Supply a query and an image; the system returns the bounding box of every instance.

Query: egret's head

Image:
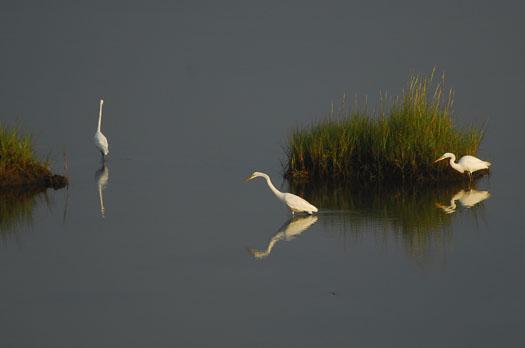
[100,98,104,105]
[245,171,264,182]
[435,152,455,163]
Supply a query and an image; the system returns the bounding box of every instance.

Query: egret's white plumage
[246,171,318,214]
[94,99,109,160]
[435,153,491,179]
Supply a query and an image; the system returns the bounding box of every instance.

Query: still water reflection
[95,163,109,218]
[0,189,47,241]
[248,215,318,259]
[435,188,490,214]
[285,181,490,257]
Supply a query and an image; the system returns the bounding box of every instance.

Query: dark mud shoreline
[0,172,68,190]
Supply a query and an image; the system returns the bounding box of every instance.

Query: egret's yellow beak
[245,174,255,182]
[434,156,445,163]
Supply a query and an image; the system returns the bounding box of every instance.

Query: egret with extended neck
[434,152,491,181]
[245,171,318,215]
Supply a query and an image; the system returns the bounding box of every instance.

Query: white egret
[94,98,109,161]
[436,189,491,214]
[245,171,318,215]
[248,215,318,259]
[435,153,491,180]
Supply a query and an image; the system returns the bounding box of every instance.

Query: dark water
[1,1,524,347]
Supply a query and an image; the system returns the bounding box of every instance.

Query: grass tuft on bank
[0,124,67,188]
[284,70,485,183]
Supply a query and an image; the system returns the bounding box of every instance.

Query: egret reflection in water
[95,163,109,217]
[436,189,491,214]
[248,215,318,259]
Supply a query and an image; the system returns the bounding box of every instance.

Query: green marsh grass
[0,123,67,188]
[285,71,485,183]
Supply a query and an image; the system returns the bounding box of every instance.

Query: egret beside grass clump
[0,124,67,188]
[285,71,486,183]
[434,152,491,181]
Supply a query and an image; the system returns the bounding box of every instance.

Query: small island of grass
[0,124,67,189]
[285,70,485,183]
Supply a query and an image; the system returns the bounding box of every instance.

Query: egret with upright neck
[434,153,491,181]
[245,171,318,215]
[94,98,109,161]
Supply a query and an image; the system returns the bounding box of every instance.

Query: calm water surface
[1,1,524,347]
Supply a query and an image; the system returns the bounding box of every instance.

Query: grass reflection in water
[294,180,489,256]
[0,188,49,241]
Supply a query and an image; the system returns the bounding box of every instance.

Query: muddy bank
[0,168,68,190]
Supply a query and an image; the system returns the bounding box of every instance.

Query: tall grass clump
[285,70,485,183]
[0,123,67,188]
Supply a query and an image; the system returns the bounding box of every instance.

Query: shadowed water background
[1,1,524,347]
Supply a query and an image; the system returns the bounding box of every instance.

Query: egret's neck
[97,102,103,132]
[449,156,464,173]
[261,174,284,200]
